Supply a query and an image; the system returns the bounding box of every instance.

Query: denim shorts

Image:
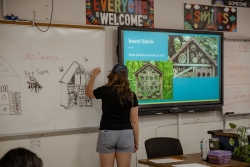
[96,129,134,154]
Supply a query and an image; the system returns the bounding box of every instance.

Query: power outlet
[30,138,41,150]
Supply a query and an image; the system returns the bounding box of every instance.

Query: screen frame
[117,26,224,116]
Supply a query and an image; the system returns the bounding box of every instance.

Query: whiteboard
[0,23,105,135]
[223,41,250,114]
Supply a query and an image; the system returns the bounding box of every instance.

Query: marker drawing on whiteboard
[0,56,22,115]
[59,61,92,109]
[83,57,88,62]
[27,76,43,93]
[59,66,64,72]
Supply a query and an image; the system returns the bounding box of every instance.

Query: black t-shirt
[93,86,138,130]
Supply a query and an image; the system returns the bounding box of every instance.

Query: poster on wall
[184,3,237,32]
[212,0,250,8]
[86,0,154,28]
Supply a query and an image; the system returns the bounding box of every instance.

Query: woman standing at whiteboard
[86,64,139,167]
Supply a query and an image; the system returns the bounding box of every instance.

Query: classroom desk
[138,153,250,167]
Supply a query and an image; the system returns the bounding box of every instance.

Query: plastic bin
[208,150,232,164]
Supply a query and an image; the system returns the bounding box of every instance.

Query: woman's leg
[99,153,116,167]
[115,152,132,167]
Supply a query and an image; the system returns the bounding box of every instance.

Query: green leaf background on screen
[126,61,173,100]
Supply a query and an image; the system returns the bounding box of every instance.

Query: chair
[144,137,183,159]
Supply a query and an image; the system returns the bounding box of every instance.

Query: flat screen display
[118,26,224,115]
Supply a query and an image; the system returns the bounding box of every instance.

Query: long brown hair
[106,71,134,106]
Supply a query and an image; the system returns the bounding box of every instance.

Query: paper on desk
[172,163,209,167]
[149,158,184,163]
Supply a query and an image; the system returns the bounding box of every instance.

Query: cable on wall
[34,0,54,32]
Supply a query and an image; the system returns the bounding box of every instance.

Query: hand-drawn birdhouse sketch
[134,62,163,100]
[0,56,22,115]
[59,61,91,109]
[169,37,218,78]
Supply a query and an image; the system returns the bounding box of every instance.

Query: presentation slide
[122,30,221,106]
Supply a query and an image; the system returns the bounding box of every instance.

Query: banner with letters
[212,0,250,8]
[184,3,237,32]
[86,0,154,28]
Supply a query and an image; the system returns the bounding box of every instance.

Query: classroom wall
[0,0,250,167]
